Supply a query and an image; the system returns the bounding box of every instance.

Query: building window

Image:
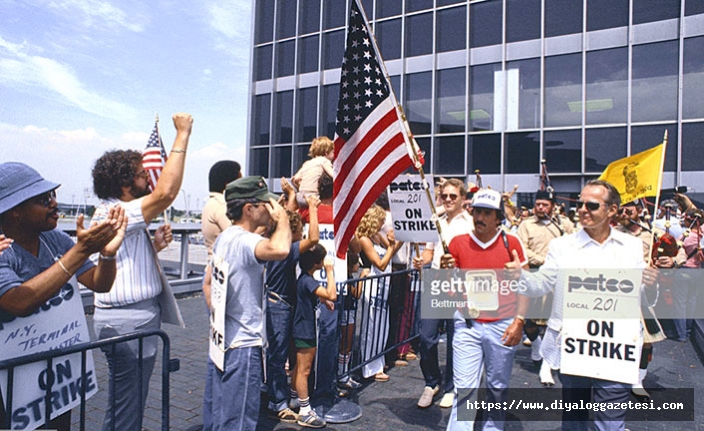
[586,47,628,125]
[294,144,311,171]
[686,0,704,16]
[254,45,273,81]
[544,129,582,173]
[296,87,318,143]
[405,71,433,135]
[545,53,582,128]
[434,136,465,175]
[376,18,402,60]
[505,132,540,174]
[377,0,402,19]
[681,122,704,171]
[275,40,295,78]
[437,6,466,53]
[470,63,500,132]
[506,58,541,130]
[274,91,293,144]
[276,0,297,39]
[323,0,346,29]
[253,94,271,146]
[299,0,321,35]
[545,0,583,37]
[437,0,464,6]
[255,0,275,44]
[407,0,433,13]
[250,148,270,177]
[298,35,319,74]
[506,0,541,43]
[436,67,466,133]
[633,0,679,24]
[468,134,501,174]
[632,41,678,123]
[273,146,293,178]
[470,0,502,48]
[323,30,345,70]
[683,37,704,120]
[587,0,628,32]
[585,127,627,173]
[631,125,677,172]
[323,84,340,139]
[405,12,433,57]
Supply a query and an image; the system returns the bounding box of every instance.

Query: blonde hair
[355,204,386,238]
[309,136,334,157]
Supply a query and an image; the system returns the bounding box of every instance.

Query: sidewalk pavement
[76,294,704,430]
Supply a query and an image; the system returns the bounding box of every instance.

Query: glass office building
[247,0,704,203]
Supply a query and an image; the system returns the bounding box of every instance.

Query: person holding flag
[90,113,193,431]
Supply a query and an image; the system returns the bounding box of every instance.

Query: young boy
[292,245,336,428]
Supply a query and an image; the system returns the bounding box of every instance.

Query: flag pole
[154,113,170,225]
[646,130,668,266]
[354,0,450,253]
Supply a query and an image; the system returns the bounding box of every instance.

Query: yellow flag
[597,144,664,204]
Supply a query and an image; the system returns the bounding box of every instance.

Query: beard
[130,182,151,198]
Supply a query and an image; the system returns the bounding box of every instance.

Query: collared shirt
[91,197,164,308]
[426,211,474,269]
[520,228,645,368]
[201,192,231,258]
[517,214,574,267]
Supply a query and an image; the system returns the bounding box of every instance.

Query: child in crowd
[292,136,335,207]
[291,245,336,428]
[337,251,368,390]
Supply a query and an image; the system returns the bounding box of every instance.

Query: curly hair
[92,150,142,200]
[355,204,386,239]
[309,136,334,157]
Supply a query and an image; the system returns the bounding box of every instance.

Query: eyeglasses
[37,190,57,207]
[575,200,602,211]
[440,193,459,201]
[135,170,149,179]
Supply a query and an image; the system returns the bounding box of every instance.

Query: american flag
[143,120,167,192]
[333,0,420,258]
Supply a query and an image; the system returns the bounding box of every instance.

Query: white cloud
[0,123,247,209]
[46,0,147,32]
[0,39,138,123]
[204,0,252,61]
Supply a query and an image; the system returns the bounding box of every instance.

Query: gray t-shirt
[0,230,93,320]
[212,225,266,348]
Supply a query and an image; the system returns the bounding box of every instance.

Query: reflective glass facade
[248,0,704,199]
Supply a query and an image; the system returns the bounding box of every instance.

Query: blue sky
[0,0,252,211]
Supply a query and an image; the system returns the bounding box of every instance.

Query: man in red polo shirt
[441,188,530,431]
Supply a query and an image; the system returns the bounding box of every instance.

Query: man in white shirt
[505,180,659,430]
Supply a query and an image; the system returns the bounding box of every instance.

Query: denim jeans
[314,304,339,397]
[447,318,515,431]
[419,318,454,392]
[207,346,262,431]
[559,373,630,431]
[266,297,293,412]
[93,298,160,431]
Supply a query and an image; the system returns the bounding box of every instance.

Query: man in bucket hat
[203,176,291,431]
[440,188,530,431]
[0,162,126,430]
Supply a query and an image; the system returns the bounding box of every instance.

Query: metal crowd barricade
[0,329,179,431]
[337,268,421,381]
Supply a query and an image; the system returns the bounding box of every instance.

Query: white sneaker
[417,385,439,408]
[631,369,650,398]
[531,336,543,362]
[539,361,555,388]
[439,392,454,408]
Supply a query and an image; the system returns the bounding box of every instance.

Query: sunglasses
[37,190,57,208]
[575,200,602,211]
[440,193,459,201]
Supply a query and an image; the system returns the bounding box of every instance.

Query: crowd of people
[0,128,702,431]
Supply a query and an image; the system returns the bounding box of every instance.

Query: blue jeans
[207,346,262,431]
[672,269,700,340]
[93,298,160,431]
[266,297,293,412]
[419,318,454,392]
[314,304,339,397]
[448,318,516,431]
[559,373,630,431]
